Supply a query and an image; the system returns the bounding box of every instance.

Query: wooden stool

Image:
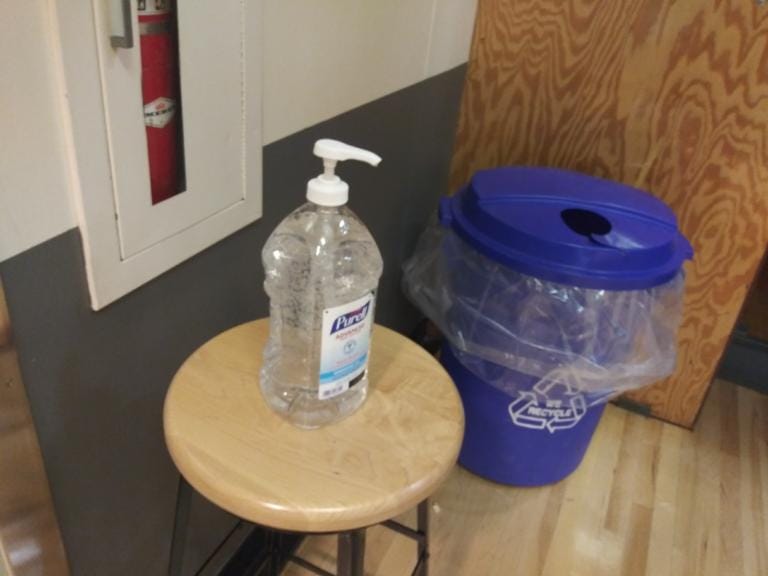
[164,319,464,576]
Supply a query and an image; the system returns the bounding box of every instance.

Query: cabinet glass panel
[137,0,186,204]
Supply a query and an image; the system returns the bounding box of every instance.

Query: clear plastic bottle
[260,140,384,428]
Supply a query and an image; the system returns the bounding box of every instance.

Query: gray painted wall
[0,66,465,576]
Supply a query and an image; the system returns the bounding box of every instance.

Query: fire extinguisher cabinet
[54,1,264,309]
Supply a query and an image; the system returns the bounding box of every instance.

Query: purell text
[330,302,371,334]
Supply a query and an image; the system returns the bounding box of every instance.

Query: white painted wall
[0,0,477,263]
[0,0,77,262]
[427,0,479,77]
[263,0,478,143]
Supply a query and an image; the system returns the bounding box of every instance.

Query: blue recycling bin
[431,167,693,486]
[441,345,608,486]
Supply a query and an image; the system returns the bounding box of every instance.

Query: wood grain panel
[0,281,69,575]
[285,379,768,576]
[450,0,768,426]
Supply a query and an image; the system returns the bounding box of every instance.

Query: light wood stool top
[164,319,464,533]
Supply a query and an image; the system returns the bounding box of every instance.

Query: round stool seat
[164,319,464,534]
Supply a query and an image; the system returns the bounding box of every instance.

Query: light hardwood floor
[283,379,768,576]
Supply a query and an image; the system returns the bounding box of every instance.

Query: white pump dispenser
[307,139,382,206]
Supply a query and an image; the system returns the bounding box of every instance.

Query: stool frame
[263,499,431,576]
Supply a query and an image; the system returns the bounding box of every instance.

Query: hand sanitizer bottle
[260,139,384,428]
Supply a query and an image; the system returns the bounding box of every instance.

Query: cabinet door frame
[53,0,263,310]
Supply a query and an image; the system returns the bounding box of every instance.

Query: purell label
[319,293,375,400]
[330,302,371,334]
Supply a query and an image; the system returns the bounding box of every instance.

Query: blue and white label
[319,293,375,400]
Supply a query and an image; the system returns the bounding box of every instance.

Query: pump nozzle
[314,139,382,167]
[307,139,382,206]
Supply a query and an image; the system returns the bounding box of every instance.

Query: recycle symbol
[507,374,587,433]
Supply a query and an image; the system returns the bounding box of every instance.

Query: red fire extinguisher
[138,0,182,204]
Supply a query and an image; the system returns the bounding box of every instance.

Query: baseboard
[717,330,768,394]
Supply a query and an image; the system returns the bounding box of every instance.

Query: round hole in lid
[561,208,612,238]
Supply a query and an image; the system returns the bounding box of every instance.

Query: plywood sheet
[450,0,768,426]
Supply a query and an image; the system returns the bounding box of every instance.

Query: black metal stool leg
[266,530,281,576]
[337,529,366,576]
[417,500,430,576]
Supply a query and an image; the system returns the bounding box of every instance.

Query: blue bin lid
[439,167,694,290]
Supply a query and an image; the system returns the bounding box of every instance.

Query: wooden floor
[282,379,768,576]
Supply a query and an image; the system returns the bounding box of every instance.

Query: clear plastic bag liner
[402,222,686,406]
